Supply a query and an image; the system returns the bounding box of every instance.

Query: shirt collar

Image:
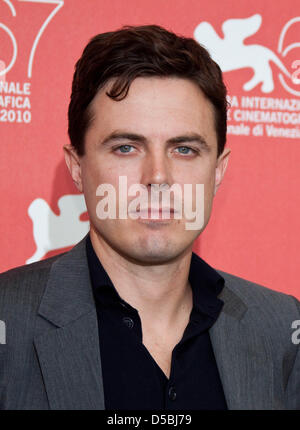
[86,233,224,318]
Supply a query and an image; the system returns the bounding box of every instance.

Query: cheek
[82,156,117,188]
[182,166,215,192]
[193,168,216,209]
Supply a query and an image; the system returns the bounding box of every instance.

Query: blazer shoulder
[217,269,300,317]
[0,252,66,299]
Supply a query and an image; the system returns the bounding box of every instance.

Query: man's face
[65,77,230,264]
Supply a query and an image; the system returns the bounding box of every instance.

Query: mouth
[129,207,176,221]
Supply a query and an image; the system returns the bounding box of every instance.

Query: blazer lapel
[209,285,278,410]
[34,235,105,410]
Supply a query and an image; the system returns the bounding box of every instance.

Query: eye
[174,146,197,155]
[114,144,135,154]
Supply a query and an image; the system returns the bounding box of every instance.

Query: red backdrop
[1,0,299,299]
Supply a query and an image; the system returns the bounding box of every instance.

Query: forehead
[86,77,217,147]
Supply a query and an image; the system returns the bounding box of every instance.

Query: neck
[89,227,194,328]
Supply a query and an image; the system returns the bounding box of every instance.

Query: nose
[140,148,172,190]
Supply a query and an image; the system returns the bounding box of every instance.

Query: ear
[214,147,231,195]
[63,144,83,192]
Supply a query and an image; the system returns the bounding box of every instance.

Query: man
[0,25,299,410]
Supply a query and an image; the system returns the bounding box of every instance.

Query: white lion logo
[26,194,89,264]
[194,14,297,94]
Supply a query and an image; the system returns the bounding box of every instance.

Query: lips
[130,207,175,219]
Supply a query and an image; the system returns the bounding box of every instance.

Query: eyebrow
[99,131,211,151]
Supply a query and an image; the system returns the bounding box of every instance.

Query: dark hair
[68,25,228,157]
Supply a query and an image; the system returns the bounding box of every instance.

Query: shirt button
[122,317,134,329]
[168,386,177,401]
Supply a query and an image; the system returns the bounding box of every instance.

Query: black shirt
[86,234,228,410]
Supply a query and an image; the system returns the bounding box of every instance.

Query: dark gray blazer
[0,234,299,410]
